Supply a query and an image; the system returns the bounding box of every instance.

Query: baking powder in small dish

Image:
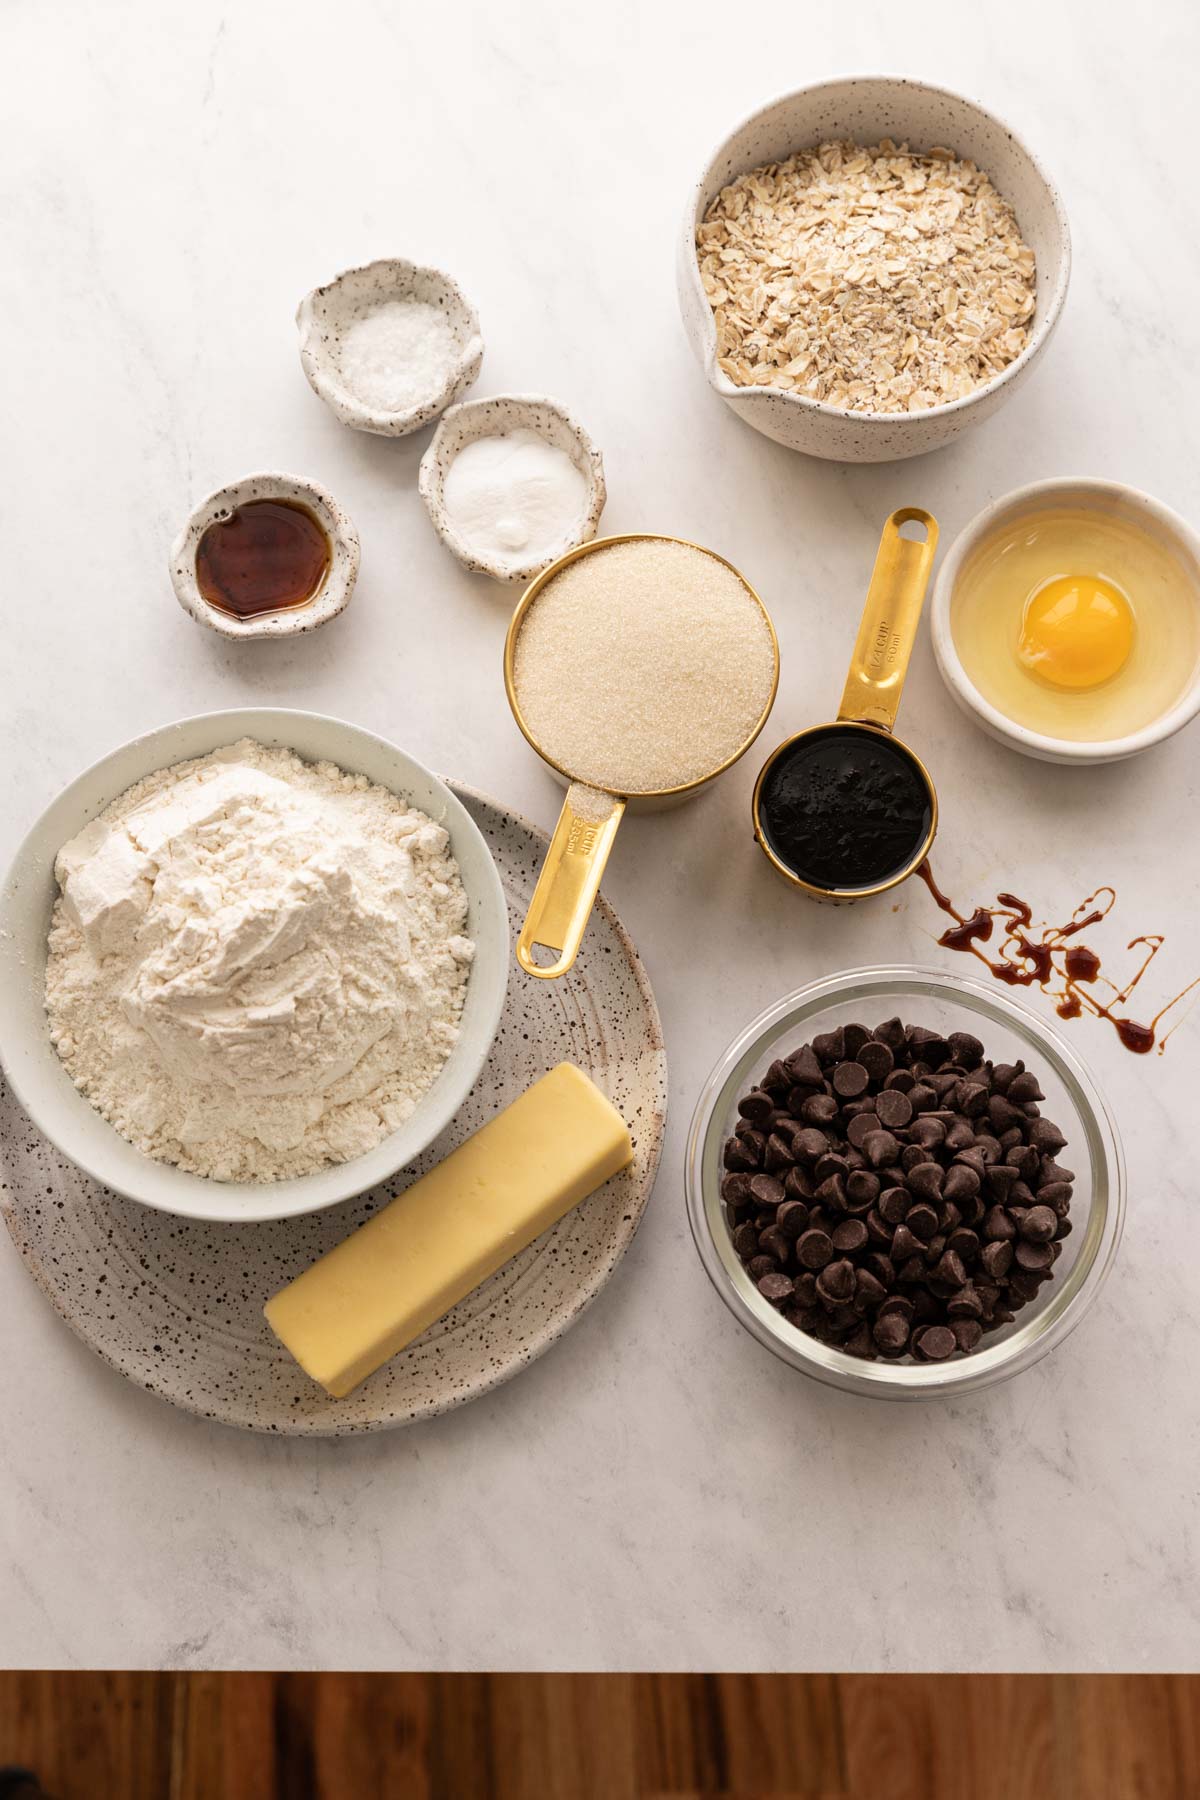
[441,428,589,573]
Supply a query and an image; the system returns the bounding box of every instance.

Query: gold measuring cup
[752,508,939,902]
[504,533,780,979]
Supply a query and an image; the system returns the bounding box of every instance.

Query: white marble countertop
[3,0,1199,1673]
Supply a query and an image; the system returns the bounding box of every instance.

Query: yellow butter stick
[264,1062,633,1397]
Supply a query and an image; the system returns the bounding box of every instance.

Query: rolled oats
[697,140,1036,414]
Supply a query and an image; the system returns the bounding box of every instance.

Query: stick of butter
[264,1062,633,1397]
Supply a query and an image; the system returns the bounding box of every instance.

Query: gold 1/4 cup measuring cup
[504,533,780,979]
[752,508,940,902]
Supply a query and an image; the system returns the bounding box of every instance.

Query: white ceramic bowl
[932,478,1200,764]
[678,76,1071,463]
[297,258,483,437]
[0,709,509,1224]
[169,472,360,641]
[418,393,606,585]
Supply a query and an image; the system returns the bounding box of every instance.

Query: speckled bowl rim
[0,780,668,1436]
[931,477,1200,763]
[296,257,484,437]
[418,394,607,585]
[682,73,1072,428]
[0,708,509,1224]
[168,473,360,641]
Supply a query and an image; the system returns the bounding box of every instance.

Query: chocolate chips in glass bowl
[721,1019,1075,1362]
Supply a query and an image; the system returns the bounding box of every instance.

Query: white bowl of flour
[0,710,508,1223]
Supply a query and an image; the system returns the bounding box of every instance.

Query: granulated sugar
[511,539,776,793]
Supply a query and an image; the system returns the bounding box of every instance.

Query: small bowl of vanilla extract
[170,471,360,641]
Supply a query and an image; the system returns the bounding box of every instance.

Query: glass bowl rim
[685,962,1126,1399]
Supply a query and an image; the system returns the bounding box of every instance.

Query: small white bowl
[418,393,606,585]
[0,709,509,1223]
[932,478,1200,764]
[296,258,483,437]
[678,75,1071,463]
[169,472,360,642]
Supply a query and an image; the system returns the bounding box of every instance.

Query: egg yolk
[1016,574,1135,690]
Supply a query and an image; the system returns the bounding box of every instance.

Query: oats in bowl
[696,139,1036,414]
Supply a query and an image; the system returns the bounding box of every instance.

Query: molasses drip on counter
[918,863,1197,1055]
[195,500,331,619]
[757,726,932,894]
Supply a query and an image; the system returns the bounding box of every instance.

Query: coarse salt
[512,539,776,793]
[336,299,459,415]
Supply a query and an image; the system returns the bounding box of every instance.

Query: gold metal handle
[837,508,938,733]
[516,784,626,979]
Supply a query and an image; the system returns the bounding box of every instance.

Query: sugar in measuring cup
[504,533,780,977]
[752,509,939,901]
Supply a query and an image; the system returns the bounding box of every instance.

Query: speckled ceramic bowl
[418,394,606,585]
[678,76,1071,462]
[0,709,509,1225]
[169,472,360,641]
[296,258,483,436]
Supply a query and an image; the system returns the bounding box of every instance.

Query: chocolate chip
[890,1222,922,1263]
[737,1089,775,1124]
[816,1258,856,1304]
[980,1238,1013,1278]
[797,1228,834,1270]
[948,1031,984,1069]
[856,1040,895,1084]
[847,1111,881,1149]
[785,1044,825,1088]
[732,1222,759,1257]
[800,1093,839,1126]
[1008,1070,1045,1103]
[777,1199,810,1239]
[792,1128,829,1163]
[832,1060,869,1098]
[874,1088,913,1130]
[1015,1239,1054,1272]
[952,1318,983,1352]
[747,1254,778,1279]
[873,1017,907,1050]
[934,1249,967,1288]
[909,1083,938,1113]
[906,1203,939,1242]
[915,1325,957,1361]
[862,1129,901,1169]
[1028,1118,1068,1156]
[846,1169,880,1207]
[832,1219,869,1255]
[873,1311,910,1354]
[906,1161,944,1201]
[812,1028,845,1065]
[1019,1204,1058,1243]
[784,1165,814,1202]
[758,1271,794,1303]
[879,1186,911,1226]
[747,1173,785,1208]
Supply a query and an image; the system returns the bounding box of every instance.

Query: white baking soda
[442,429,589,570]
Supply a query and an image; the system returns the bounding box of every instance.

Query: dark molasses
[918,862,1198,1055]
[757,725,932,893]
[195,499,331,619]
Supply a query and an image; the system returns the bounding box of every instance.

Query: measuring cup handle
[516,784,626,979]
[837,508,938,733]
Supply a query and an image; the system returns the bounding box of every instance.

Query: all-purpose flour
[45,739,475,1182]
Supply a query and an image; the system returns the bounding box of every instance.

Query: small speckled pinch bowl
[418,394,606,585]
[0,708,509,1225]
[297,258,484,436]
[678,75,1071,463]
[169,472,360,641]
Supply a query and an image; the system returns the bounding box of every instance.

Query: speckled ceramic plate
[0,785,667,1435]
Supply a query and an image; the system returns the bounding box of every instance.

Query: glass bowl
[685,965,1125,1398]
